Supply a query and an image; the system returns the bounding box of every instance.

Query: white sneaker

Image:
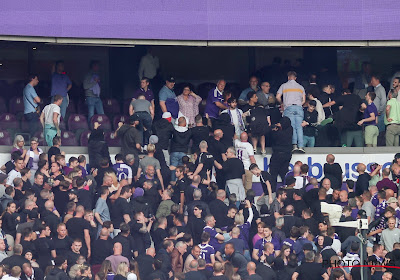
[291,145,298,153]
[297,147,306,153]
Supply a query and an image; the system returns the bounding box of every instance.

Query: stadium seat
[0,113,19,130]
[0,97,7,114]
[77,99,88,115]
[104,131,121,147]
[90,114,111,131]
[0,130,12,146]
[103,98,120,115]
[113,115,129,130]
[61,131,78,146]
[21,115,42,133]
[123,98,132,116]
[9,96,25,115]
[33,131,46,146]
[79,130,91,147]
[68,114,89,131]
[59,117,67,131]
[67,99,77,114]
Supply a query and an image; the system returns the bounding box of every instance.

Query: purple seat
[68,114,89,131]
[59,117,67,131]
[61,131,78,146]
[113,115,129,130]
[0,97,7,114]
[9,97,24,115]
[0,113,19,130]
[103,98,120,115]
[79,130,91,147]
[90,114,111,131]
[0,130,12,145]
[67,99,77,113]
[104,131,121,147]
[123,98,132,116]
[21,116,42,133]
[77,99,88,115]
[33,131,46,146]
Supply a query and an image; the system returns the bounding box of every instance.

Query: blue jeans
[283,105,304,147]
[52,95,68,119]
[86,97,104,122]
[170,152,186,181]
[136,111,153,145]
[24,112,40,138]
[303,135,315,147]
[378,113,385,132]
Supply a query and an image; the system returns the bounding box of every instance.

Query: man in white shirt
[40,95,63,147]
[138,47,160,80]
[307,91,325,124]
[6,157,24,187]
[221,97,245,137]
[234,132,256,191]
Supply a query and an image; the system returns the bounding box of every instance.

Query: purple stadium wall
[1,0,400,41]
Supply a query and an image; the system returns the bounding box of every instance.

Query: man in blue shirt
[159,76,178,119]
[238,76,260,105]
[51,61,72,119]
[83,61,104,122]
[23,74,41,137]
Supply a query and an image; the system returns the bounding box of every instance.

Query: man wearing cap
[159,76,179,119]
[204,80,228,125]
[115,114,142,158]
[276,71,306,153]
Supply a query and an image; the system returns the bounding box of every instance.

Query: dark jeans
[269,151,292,189]
[136,111,153,145]
[24,112,40,138]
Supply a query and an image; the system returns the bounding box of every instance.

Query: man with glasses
[256,81,273,107]
[23,74,41,138]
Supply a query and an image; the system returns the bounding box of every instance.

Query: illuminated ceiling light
[32,47,37,50]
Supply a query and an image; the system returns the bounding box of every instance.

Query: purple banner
[1,0,400,41]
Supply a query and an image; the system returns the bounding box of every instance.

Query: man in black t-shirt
[207,130,227,188]
[190,115,210,154]
[48,136,62,163]
[65,205,91,258]
[111,186,132,229]
[223,147,245,202]
[173,166,189,214]
[292,251,328,280]
[193,141,222,187]
[249,163,274,206]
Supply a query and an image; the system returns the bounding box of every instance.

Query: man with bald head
[323,154,343,189]
[42,200,60,236]
[65,205,91,258]
[105,242,129,273]
[321,178,333,195]
[91,227,113,265]
[356,163,380,196]
[247,261,262,280]
[204,79,228,123]
[209,190,229,228]
[235,132,256,191]
[207,128,227,188]
[337,190,349,207]
[136,247,156,279]
[170,116,192,181]
[184,260,206,280]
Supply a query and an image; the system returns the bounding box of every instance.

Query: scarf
[227,108,245,132]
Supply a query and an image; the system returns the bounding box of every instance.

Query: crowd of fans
[8,53,400,280]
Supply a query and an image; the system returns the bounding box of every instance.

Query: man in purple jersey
[113,154,133,184]
[252,225,281,261]
[204,80,228,126]
[203,215,225,252]
[198,232,215,270]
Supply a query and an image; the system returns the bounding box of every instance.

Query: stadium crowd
[2,56,399,280]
